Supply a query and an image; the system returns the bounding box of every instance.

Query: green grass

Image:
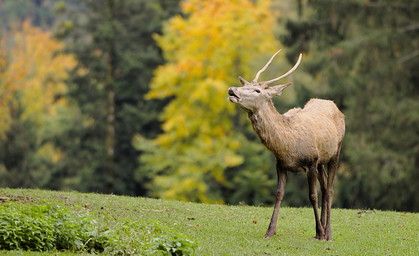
[1,188,418,255]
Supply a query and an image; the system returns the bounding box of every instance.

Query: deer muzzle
[228,87,241,103]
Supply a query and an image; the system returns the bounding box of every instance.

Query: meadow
[0,188,417,255]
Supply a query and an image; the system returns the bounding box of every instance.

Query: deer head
[228,50,302,113]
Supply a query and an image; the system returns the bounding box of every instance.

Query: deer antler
[238,76,249,85]
[252,50,282,83]
[263,53,302,86]
[252,50,302,85]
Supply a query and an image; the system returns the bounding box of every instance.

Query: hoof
[325,233,332,241]
[264,232,275,239]
[315,235,326,241]
[314,236,332,242]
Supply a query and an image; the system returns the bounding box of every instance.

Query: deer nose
[228,87,234,95]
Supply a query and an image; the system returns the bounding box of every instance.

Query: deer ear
[268,83,292,97]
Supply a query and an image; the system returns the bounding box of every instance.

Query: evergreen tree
[0,0,60,30]
[283,0,419,211]
[55,0,180,194]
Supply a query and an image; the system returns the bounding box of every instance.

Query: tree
[55,0,181,194]
[0,0,61,30]
[283,0,419,211]
[0,39,12,137]
[0,21,77,188]
[135,0,280,203]
[7,21,76,125]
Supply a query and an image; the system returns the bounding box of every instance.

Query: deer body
[228,50,345,241]
[249,98,344,172]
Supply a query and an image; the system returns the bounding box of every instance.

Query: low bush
[0,202,111,252]
[105,218,196,255]
[149,235,196,256]
[0,201,196,255]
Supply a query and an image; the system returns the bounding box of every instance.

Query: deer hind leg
[264,160,287,239]
[307,164,324,240]
[317,164,328,235]
[325,145,342,241]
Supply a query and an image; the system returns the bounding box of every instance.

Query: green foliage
[0,20,76,136]
[0,200,196,255]
[0,0,181,196]
[283,0,419,211]
[0,0,61,30]
[54,0,181,195]
[1,0,418,212]
[0,202,109,252]
[224,138,276,206]
[149,235,196,256]
[0,20,80,190]
[135,0,279,203]
[1,189,418,256]
[100,218,196,256]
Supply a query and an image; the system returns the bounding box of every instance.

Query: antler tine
[252,49,282,83]
[264,53,302,85]
[238,76,250,85]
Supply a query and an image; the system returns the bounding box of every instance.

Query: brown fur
[249,98,345,172]
[228,51,345,241]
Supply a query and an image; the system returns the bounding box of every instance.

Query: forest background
[0,0,417,212]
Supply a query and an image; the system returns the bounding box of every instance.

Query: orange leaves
[0,21,76,133]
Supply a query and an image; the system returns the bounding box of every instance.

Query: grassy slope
[0,188,417,255]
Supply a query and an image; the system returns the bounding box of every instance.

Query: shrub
[105,218,197,255]
[0,202,197,255]
[149,235,196,256]
[0,202,111,253]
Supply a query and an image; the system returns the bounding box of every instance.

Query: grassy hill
[0,188,417,255]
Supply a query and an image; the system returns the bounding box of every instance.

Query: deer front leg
[264,160,287,239]
[308,165,325,240]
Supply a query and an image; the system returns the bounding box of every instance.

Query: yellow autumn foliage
[0,21,76,135]
[0,44,12,135]
[138,0,279,203]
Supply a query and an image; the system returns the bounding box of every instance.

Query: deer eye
[255,89,261,93]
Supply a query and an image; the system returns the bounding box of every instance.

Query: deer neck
[248,100,289,154]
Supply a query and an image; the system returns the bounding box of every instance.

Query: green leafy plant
[0,202,110,252]
[143,221,196,256]
[0,201,197,255]
[149,235,196,256]
[1,189,418,255]
[108,218,197,256]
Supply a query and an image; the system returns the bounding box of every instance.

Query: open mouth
[228,88,240,102]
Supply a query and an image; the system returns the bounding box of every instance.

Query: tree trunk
[105,0,116,192]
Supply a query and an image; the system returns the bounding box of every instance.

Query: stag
[228,50,345,241]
